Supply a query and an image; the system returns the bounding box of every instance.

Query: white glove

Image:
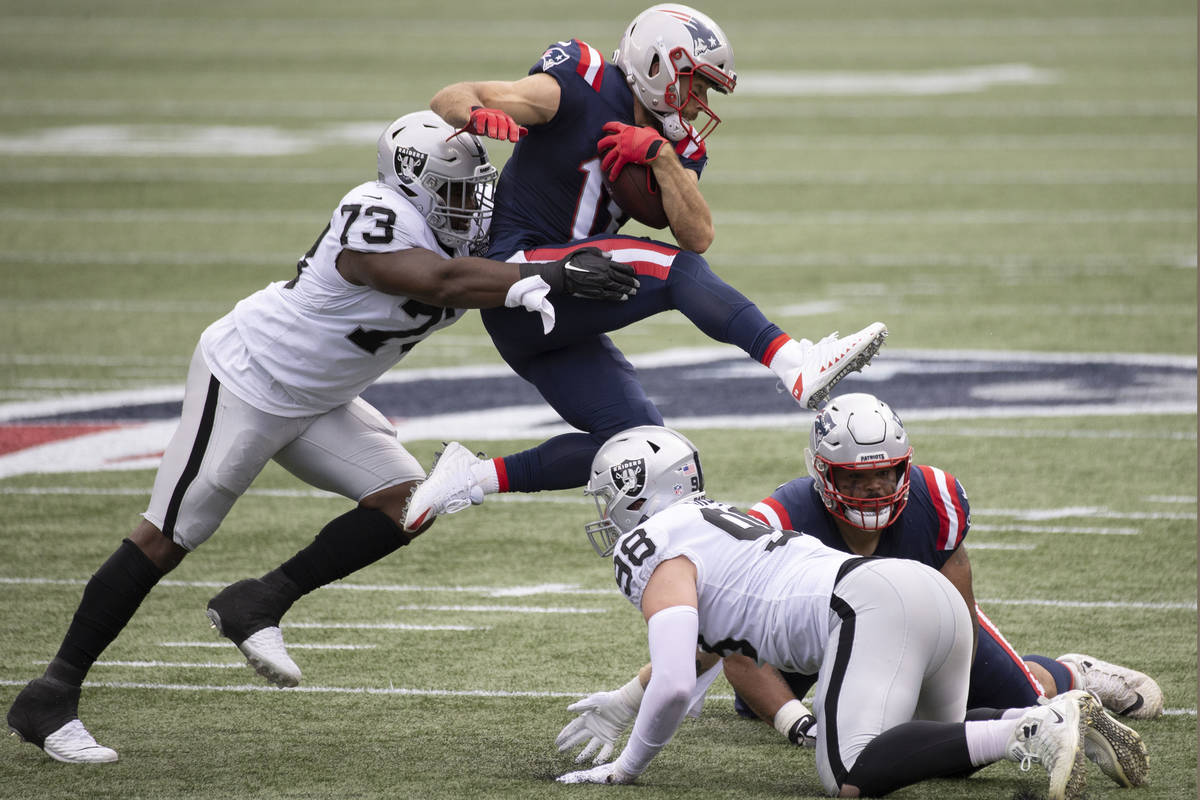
[503,274,556,333]
[555,677,643,764]
[556,762,636,785]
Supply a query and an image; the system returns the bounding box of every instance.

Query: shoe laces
[50,719,104,750]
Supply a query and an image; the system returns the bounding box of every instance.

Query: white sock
[964,719,1019,767]
[1000,707,1027,720]
[469,458,500,495]
[766,337,809,382]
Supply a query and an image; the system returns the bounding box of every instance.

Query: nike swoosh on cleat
[1118,694,1144,715]
[1049,708,1065,724]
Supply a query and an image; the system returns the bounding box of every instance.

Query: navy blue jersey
[487,38,708,259]
[747,465,970,567]
[747,466,1047,709]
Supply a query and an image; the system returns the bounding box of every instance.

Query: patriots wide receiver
[5,111,636,764]
[554,426,1146,798]
[405,4,888,532]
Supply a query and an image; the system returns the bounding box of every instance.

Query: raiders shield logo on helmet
[394,146,428,178]
[611,458,646,496]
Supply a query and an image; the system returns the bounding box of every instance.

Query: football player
[735,392,1164,728]
[405,4,888,531]
[4,111,637,764]
[555,426,1147,798]
[557,396,1160,790]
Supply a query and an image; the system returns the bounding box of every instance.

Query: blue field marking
[7,348,1196,425]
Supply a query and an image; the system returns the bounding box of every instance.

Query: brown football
[604,164,669,229]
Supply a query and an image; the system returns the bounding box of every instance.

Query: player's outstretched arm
[337,246,637,308]
[431,74,560,140]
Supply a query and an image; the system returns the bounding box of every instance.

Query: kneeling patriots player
[733,393,1163,733]
[5,111,636,764]
[556,426,1147,799]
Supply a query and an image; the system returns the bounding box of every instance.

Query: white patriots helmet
[613,4,736,142]
[376,111,498,255]
[584,425,705,556]
[806,393,913,531]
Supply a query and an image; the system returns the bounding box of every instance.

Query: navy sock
[51,538,164,683]
[1024,654,1075,694]
[500,432,606,492]
[276,507,411,596]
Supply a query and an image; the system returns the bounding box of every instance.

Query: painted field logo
[0,348,1193,477]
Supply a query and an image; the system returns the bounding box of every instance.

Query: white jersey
[200,181,466,417]
[611,498,853,675]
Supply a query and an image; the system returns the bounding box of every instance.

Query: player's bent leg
[209,497,419,688]
[211,401,422,685]
[966,617,1046,710]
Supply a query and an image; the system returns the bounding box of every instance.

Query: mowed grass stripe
[1,577,1190,610]
[0,208,1192,225]
[2,166,1194,185]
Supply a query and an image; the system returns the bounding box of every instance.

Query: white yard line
[161,642,377,650]
[1,576,1190,611]
[0,678,1193,715]
[393,604,609,615]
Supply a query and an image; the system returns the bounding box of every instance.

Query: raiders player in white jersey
[6,111,637,765]
[555,426,1147,800]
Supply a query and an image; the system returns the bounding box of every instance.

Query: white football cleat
[403,442,487,532]
[40,719,119,764]
[1076,691,1150,788]
[237,627,302,688]
[1007,690,1088,800]
[784,322,887,409]
[1057,653,1163,719]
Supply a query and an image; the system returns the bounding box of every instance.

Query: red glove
[598,121,667,182]
[452,106,528,142]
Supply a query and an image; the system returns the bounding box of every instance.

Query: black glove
[786,713,817,748]
[519,246,639,302]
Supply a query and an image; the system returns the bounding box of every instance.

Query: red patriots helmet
[614,4,736,142]
[806,393,913,531]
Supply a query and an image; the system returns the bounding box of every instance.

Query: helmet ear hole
[648,55,660,78]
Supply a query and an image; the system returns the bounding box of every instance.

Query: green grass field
[0,1,1195,798]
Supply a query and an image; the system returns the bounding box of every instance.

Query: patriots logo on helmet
[394,146,428,178]
[612,458,647,495]
[681,16,723,56]
[813,410,836,439]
